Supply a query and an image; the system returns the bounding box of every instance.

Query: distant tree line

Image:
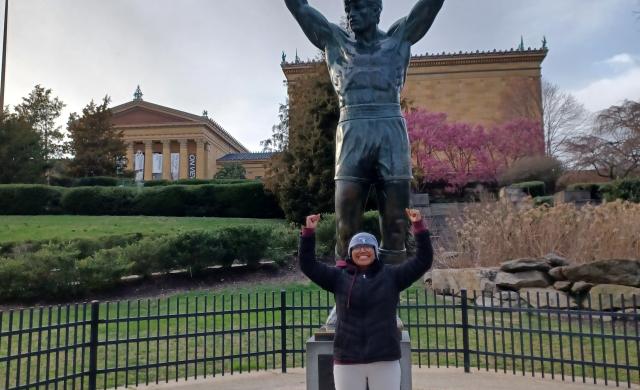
[0,85,125,184]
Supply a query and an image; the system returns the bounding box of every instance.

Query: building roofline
[217,152,277,162]
[111,100,249,153]
[282,47,548,76]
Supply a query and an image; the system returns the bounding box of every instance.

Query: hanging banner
[171,153,180,181]
[152,153,163,174]
[134,151,144,182]
[188,154,197,179]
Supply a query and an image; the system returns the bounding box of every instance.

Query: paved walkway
[131,367,639,390]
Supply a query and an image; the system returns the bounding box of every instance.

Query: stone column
[162,140,172,181]
[179,140,189,180]
[144,141,153,181]
[126,142,135,171]
[196,139,206,179]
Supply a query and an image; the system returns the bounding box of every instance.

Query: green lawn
[1,283,638,389]
[0,216,284,244]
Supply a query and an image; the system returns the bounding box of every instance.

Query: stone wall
[428,256,640,316]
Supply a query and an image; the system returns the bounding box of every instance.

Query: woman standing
[298,209,433,390]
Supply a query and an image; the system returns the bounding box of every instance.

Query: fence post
[280,290,287,373]
[88,301,100,390]
[460,290,471,373]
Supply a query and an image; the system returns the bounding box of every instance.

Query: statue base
[305,331,413,390]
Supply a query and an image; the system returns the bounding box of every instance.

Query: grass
[0,216,285,244]
[1,283,639,389]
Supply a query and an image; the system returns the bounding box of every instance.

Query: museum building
[111,88,272,181]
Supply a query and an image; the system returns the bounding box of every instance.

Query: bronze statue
[285,0,444,264]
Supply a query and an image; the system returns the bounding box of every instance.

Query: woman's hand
[305,214,321,229]
[405,208,423,223]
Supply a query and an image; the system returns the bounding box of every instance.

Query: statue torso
[325,24,411,108]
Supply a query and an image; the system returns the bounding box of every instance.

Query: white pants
[333,360,401,390]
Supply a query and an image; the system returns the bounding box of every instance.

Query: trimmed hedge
[0,182,284,218]
[49,176,125,187]
[533,196,554,207]
[0,225,294,302]
[511,181,547,198]
[61,187,137,215]
[0,185,64,215]
[144,179,251,187]
[74,176,120,187]
[133,185,195,216]
[603,179,640,203]
[567,182,611,202]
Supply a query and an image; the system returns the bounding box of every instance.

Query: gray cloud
[4,0,639,150]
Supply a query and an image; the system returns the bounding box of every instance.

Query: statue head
[344,0,382,33]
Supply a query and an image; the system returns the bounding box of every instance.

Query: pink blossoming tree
[406,109,543,191]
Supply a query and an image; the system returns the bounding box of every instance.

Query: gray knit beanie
[347,232,379,260]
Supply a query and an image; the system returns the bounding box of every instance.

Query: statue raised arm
[391,0,445,44]
[284,0,335,50]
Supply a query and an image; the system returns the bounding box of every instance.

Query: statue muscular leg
[376,180,411,264]
[335,180,367,261]
[335,180,410,264]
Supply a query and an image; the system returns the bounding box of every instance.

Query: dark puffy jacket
[298,227,433,364]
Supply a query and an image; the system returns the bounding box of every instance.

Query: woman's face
[351,245,376,268]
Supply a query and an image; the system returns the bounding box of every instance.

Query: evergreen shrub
[133,185,194,216]
[0,225,289,301]
[603,179,640,202]
[511,181,546,198]
[0,183,283,218]
[61,187,136,215]
[74,176,119,187]
[533,196,554,207]
[567,183,611,202]
[0,185,64,215]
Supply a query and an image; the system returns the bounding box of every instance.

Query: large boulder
[548,267,567,281]
[562,259,640,287]
[495,270,551,290]
[475,290,522,308]
[543,253,571,267]
[553,281,573,292]
[431,268,498,295]
[519,288,578,309]
[501,258,552,273]
[571,281,594,295]
[586,284,640,311]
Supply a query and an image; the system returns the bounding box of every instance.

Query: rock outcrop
[431,268,498,295]
[495,270,551,289]
[426,255,640,315]
[519,288,578,309]
[562,260,640,287]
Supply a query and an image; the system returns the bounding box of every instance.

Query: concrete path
[130,367,639,390]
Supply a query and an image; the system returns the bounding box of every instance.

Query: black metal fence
[1,288,639,389]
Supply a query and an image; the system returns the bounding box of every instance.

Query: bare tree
[596,99,640,137]
[542,80,590,157]
[565,100,640,179]
[502,78,589,158]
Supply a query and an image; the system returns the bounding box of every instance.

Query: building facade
[111,93,250,181]
[216,152,275,180]
[282,47,548,127]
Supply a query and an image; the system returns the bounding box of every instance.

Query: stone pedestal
[305,331,412,390]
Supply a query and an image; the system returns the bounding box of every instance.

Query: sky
[3,0,640,151]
